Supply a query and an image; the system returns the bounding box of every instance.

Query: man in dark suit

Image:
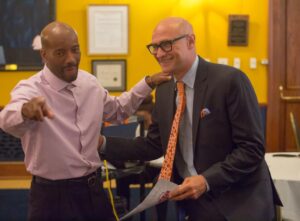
[100,17,282,221]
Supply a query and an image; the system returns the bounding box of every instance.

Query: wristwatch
[145,75,156,89]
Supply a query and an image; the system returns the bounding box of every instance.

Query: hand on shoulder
[146,72,172,89]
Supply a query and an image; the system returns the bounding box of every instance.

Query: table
[265,152,300,220]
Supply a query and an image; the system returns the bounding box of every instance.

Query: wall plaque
[228,15,249,46]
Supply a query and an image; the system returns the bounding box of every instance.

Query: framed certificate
[92,60,126,91]
[87,5,128,55]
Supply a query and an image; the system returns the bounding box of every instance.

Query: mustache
[158,56,172,62]
[63,63,77,69]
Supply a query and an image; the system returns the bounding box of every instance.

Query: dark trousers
[28,172,116,221]
[178,195,278,221]
[178,195,227,221]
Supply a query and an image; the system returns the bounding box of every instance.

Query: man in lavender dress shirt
[0,21,170,221]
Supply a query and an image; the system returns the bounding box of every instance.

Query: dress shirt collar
[174,56,199,89]
[42,65,79,91]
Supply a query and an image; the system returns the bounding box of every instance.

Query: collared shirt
[0,65,152,180]
[175,56,199,178]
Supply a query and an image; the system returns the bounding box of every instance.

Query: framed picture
[92,60,126,91]
[0,0,56,71]
[87,5,128,55]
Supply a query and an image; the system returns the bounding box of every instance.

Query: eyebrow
[151,34,188,45]
[151,39,173,45]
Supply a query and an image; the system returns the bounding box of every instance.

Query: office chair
[102,121,140,139]
[289,112,300,152]
[0,129,24,161]
[102,118,143,168]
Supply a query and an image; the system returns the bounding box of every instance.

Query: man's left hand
[168,175,207,201]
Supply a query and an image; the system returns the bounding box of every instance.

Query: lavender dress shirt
[0,65,152,180]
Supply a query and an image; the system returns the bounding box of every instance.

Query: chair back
[0,129,24,161]
[101,119,144,168]
[102,121,140,138]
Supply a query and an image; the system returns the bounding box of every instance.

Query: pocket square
[200,108,211,118]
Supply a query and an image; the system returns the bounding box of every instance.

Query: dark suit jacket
[105,56,282,221]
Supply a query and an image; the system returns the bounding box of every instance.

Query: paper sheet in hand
[120,179,178,220]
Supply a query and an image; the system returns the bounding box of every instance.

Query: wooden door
[267,0,300,152]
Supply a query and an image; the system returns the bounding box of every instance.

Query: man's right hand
[22,96,54,121]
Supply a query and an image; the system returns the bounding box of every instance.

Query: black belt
[33,171,99,186]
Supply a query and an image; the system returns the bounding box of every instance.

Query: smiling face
[40,22,81,83]
[151,18,196,80]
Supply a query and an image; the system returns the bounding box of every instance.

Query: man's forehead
[151,28,180,43]
[46,37,79,50]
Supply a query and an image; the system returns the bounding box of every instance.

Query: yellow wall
[0,0,268,106]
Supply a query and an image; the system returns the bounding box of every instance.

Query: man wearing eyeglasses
[101,17,282,221]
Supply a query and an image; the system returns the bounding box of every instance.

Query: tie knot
[65,84,75,91]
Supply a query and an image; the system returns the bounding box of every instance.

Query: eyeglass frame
[146,34,189,55]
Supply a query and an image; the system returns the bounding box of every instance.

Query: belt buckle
[87,175,96,186]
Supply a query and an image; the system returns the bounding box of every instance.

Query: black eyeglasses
[146,34,188,55]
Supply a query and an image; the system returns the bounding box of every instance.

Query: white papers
[120,179,178,220]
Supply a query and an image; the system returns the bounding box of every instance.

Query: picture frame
[92,60,126,91]
[0,0,56,71]
[87,5,128,55]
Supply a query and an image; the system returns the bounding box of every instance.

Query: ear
[187,34,195,49]
[40,49,47,64]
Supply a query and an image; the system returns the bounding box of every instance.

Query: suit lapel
[192,57,208,150]
[162,80,176,151]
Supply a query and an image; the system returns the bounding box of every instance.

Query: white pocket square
[200,108,211,119]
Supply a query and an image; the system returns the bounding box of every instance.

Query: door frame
[266,0,286,152]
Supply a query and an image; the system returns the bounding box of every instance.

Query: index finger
[42,103,55,119]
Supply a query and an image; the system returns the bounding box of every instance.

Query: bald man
[0,21,170,221]
[101,17,282,221]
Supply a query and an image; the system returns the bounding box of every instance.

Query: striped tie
[159,81,186,180]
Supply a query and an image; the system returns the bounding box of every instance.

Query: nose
[65,50,77,64]
[155,47,166,58]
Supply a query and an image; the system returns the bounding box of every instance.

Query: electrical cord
[103,159,120,221]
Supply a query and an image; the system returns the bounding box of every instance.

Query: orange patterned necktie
[159,81,186,180]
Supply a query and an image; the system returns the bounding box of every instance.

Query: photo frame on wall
[92,60,126,91]
[0,0,56,71]
[87,5,128,55]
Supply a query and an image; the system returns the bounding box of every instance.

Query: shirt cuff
[99,136,107,155]
[205,180,210,192]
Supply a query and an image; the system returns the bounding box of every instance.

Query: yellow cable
[103,160,120,221]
